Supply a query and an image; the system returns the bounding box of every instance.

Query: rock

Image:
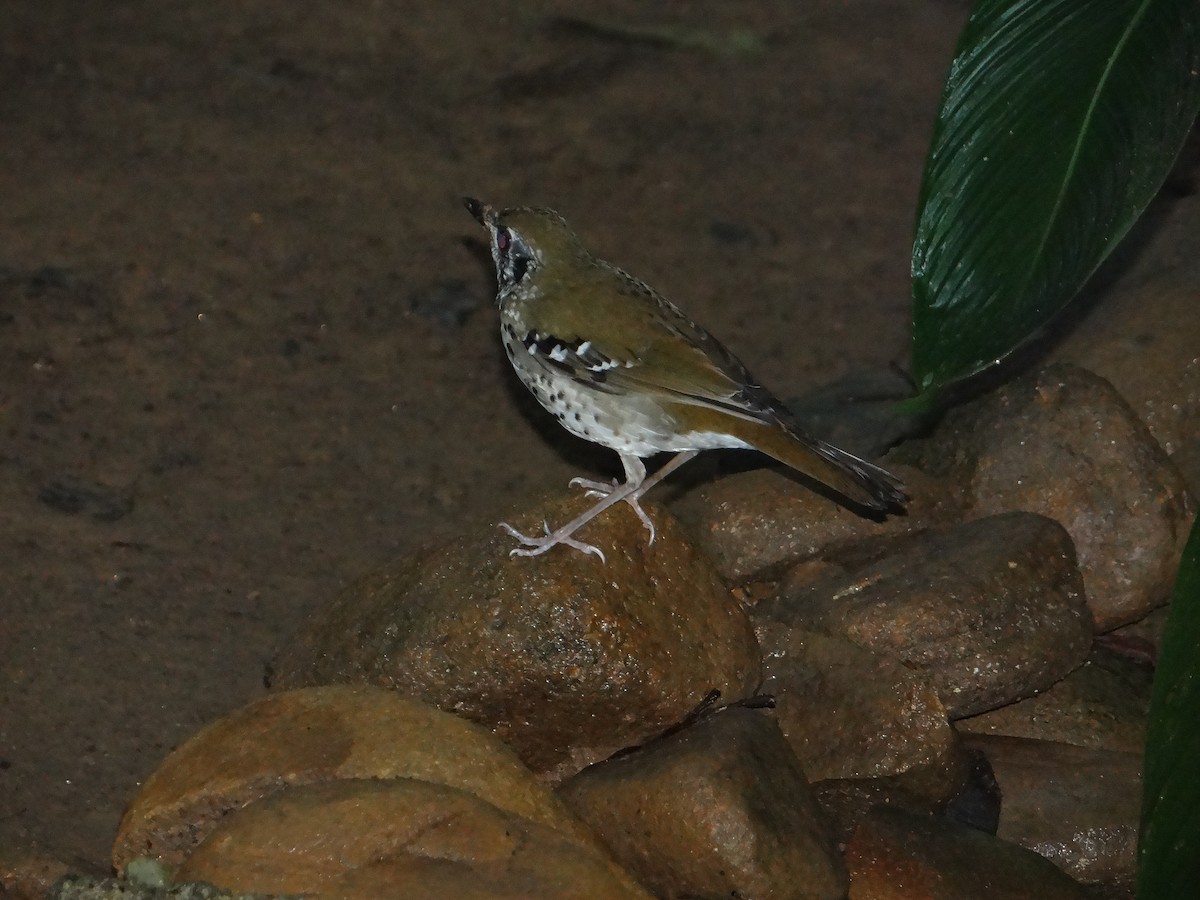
[965,734,1141,885]
[271,495,760,781]
[755,623,971,838]
[112,686,602,874]
[1048,192,1200,493]
[670,464,959,583]
[176,778,651,899]
[558,705,846,900]
[897,364,1192,631]
[942,747,1003,835]
[846,806,1090,899]
[759,513,1093,718]
[49,875,282,898]
[1054,282,1200,492]
[1,845,103,900]
[1099,604,1170,666]
[757,624,959,781]
[956,646,1151,754]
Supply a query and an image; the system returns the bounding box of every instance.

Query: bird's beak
[463,196,491,227]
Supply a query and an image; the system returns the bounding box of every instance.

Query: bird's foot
[569,476,619,497]
[498,520,606,563]
[568,476,655,543]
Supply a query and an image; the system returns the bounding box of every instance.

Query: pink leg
[499,450,699,561]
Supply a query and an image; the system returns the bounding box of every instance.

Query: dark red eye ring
[496,229,511,252]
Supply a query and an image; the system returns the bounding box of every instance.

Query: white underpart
[501,322,755,459]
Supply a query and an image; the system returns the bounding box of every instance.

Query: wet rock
[271,495,760,781]
[1056,287,1200,493]
[898,364,1193,631]
[757,624,959,781]
[671,464,958,583]
[1048,193,1200,492]
[176,778,650,899]
[49,875,282,898]
[956,646,1151,754]
[755,623,971,838]
[965,734,1141,885]
[942,747,1003,835]
[784,367,932,461]
[112,686,599,874]
[558,705,846,900]
[760,512,1092,718]
[846,806,1090,899]
[1,845,104,900]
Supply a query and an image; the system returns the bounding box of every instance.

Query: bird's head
[464,198,586,300]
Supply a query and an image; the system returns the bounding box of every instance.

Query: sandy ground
[0,0,966,865]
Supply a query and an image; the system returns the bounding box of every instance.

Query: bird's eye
[496,229,511,252]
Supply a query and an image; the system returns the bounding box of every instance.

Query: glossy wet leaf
[1139,517,1200,897]
[910,0,1200,401]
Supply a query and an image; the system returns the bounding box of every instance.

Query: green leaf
[910,0,1200,399]
[1138,517,1200,898]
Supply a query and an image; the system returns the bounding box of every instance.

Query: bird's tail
[743,420,907,512]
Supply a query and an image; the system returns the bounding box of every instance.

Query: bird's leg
[500,451,700,560]
[569,451,700,543]
[569,455,653,539]
[631,449,698,495]
[619,450,697,543]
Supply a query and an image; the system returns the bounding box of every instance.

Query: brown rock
[757,624,958,781]
[112,686,599,874]
[1048,193,1200,492]
[964,734,1141,885]
[48,875,278,898]
[271,495,760,781]
[558,705,846,900]
[177,778,652,899]
[756,623,971,838]
[846,806,1090,899]
[1,846,102,900]
[956,646,1151,754]
[760,513,1093,718]
[670,465,960,583]
[899,364,1193,631]
[1054,280,1200,491]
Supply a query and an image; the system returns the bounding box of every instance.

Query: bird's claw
[497,520,607,563]
[569,476,616,501]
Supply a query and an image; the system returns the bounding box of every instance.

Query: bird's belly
[519,367,667,456]
[501,325,754,457]
[510,363,751,461]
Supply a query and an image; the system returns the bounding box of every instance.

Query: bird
[465,198,906,562]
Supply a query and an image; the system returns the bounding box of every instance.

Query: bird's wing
[518,263,786,422]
